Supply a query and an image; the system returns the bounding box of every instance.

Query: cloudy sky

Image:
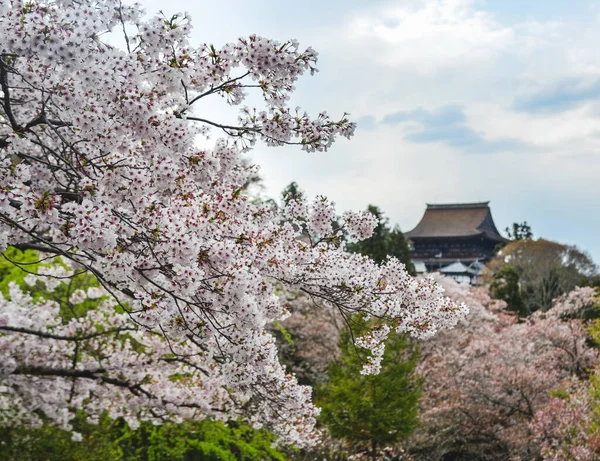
[143,0,600,263]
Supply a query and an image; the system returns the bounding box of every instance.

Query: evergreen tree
[281,181,305,206]
[317,317,422,459]
[490,266,528,317]
[505,221,533,241]
[348,205,415,274]
[0,416,287,461]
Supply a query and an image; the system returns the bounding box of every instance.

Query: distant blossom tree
[272,289,344,386]
[489,239,597,315]
[409,276,598,460]
[530,293,600,461]
[530,379,600,461]
[0,0,466,446]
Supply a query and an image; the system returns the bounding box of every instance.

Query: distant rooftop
[439,261,479,275]
[426,202,490,210]
[405,201,507,242]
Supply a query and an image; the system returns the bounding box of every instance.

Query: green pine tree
[317,316,422,459]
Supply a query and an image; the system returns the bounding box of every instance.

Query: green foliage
[0,415,288,461]
[590,374,600,433]
[584,291,600,433]
[585,290,600,340]
[272,320,295,346]
[281,181,304,207]
[505,221,533,241]
[0,247,40,295]
[317,316,422,458]
[0,247,105,321]
[347,205,414,274]
[490,266,528,317]
[548,388,571,400]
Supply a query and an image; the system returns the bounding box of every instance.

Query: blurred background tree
[489,239,597,316]
[0,416,287,461]
[317,317,422,460]
[347,205,414,274]
[505,221,533,241]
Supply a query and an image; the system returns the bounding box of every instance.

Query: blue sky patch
[380,105,524,153]
[514,78,600,114]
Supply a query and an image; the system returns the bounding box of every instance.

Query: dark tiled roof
[405,202,507,242]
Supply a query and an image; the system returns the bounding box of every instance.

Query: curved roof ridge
[405,201,507,242]
[426,202,490,210]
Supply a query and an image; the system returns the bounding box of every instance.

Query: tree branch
[0,54,20,130]
[0,325,138,341]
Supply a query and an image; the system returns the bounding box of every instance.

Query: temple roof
[405,202,507,242]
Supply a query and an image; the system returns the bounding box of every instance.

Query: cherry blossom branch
[0,55,19,130]
[0,325,137,341]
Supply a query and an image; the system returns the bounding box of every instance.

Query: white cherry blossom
[0,0,467,445]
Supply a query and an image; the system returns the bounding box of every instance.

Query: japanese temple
[405,202,507,280]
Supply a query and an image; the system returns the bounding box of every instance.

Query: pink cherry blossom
[410,276,598,459]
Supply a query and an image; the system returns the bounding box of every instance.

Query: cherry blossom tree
[409,277,598,460]
[530,379,600,461]
[528,288,600,461]
[0,0,467,445]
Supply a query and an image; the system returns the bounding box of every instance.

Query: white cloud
[466,103,600,150]
[342,0,514,72]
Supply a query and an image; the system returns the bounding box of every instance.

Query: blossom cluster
[0,0,465,444]
[0,275,318,444]
[530,380,600,461]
